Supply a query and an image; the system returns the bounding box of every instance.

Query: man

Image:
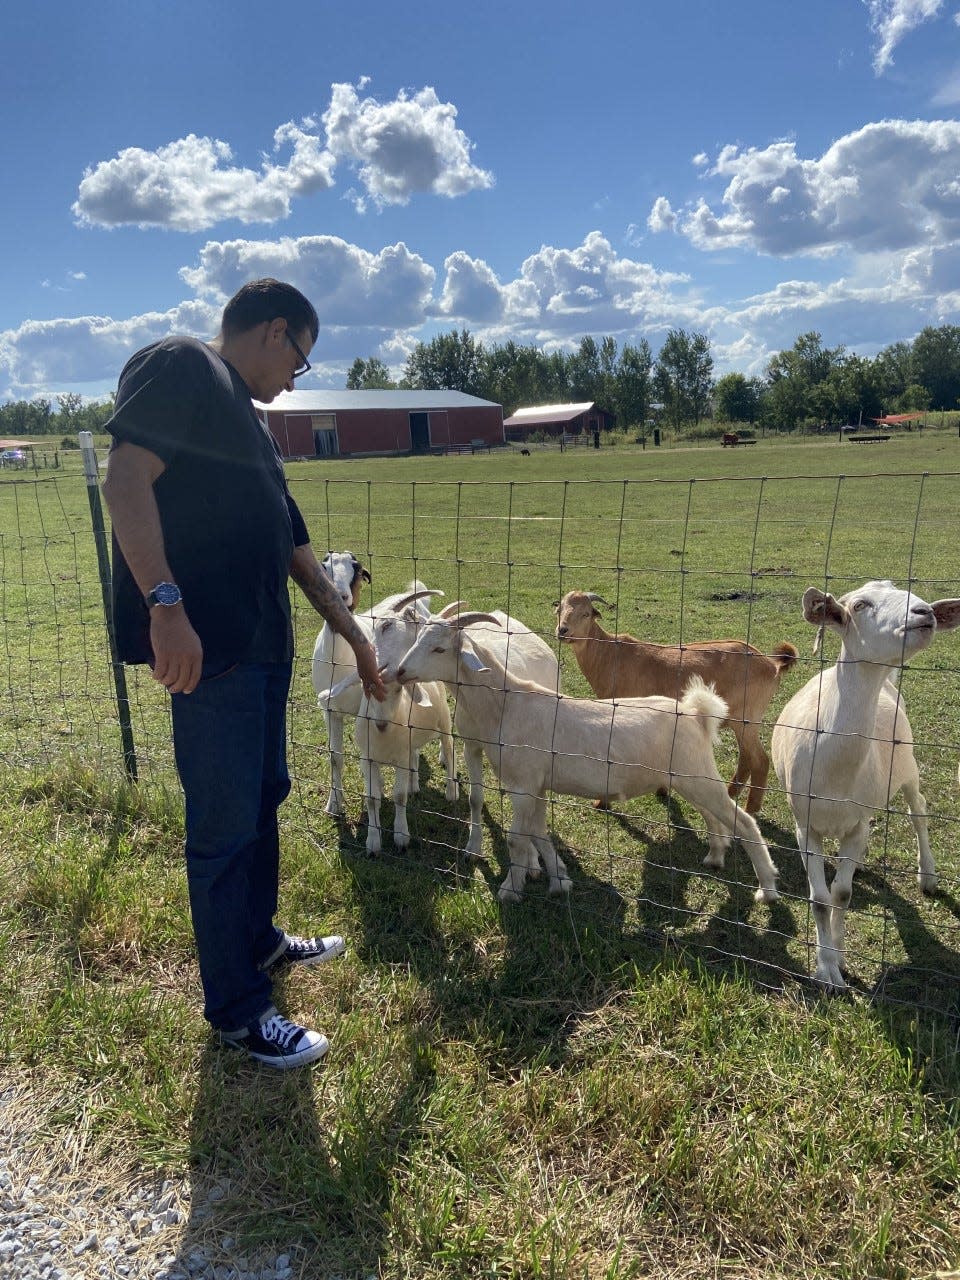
[102,278,385,1069]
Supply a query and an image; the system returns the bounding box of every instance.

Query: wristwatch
[145,582,183,609]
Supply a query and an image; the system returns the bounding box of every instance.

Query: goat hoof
[702,852,725,869]
[550,877,573,896]
[919,871,939,895]
[324,798,342,817]
[498,886,522,904]
[755,885,780,903]
[446,782,460,802]
[593,797,610,811]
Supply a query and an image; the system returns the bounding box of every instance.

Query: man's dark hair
[220,279,319,344]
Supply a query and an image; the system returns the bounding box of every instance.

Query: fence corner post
[79,431,138,783]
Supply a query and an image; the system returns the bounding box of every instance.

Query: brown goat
[554,591,798,814]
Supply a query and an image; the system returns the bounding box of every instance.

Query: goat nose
[557,625,567,637]
[396,665,405,680]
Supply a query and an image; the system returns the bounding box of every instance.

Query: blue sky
[2,0,960,401]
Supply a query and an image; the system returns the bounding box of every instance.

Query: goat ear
[932,598,960,632]
[802,587,846,632]
[319,670,361,704]
[409,682,433,709]
[551,599,561,611]
[361,568,372,583]
[460,648,491,674]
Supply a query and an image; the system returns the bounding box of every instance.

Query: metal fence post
[79,431,138,782]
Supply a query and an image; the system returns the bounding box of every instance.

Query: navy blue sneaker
[222,1011,329,1069]
[265,933,346,970]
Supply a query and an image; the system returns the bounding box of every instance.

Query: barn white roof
[502,402,597,425]
[254,389,500,411]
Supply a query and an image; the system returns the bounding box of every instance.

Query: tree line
[349,323,960,432]
[0,393,114,440]
[4,323,960,440]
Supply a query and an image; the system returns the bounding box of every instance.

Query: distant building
[254,389,504,458]
[502,402,615,441]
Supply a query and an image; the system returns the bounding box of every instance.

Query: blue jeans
[170,661,292,1032]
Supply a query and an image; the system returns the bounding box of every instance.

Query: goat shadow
[594,796,807,991]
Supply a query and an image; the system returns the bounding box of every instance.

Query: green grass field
[1,430,960,1278]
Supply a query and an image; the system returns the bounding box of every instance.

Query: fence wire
[2,461,959,1017]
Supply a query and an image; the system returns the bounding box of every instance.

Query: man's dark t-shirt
[106,336,309,667]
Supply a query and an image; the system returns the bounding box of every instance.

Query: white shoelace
[259,1015,302,1049]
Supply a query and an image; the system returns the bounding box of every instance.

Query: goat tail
[679,676,728,748]
[769,641,799,675]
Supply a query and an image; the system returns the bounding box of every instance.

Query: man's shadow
[170,1007,438,1277]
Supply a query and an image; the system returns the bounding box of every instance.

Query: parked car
[0,448,27,469]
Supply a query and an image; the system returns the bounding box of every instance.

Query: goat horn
[585,592,612,607]
[452,612,501,630]
[391,588,445,612]
[436,600,467,619]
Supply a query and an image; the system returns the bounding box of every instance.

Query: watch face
[152,582,181,606]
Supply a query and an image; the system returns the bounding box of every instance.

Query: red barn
[502,402,615,441]
[254,389,504,459]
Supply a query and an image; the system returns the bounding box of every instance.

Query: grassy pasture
[1,431,960,1278]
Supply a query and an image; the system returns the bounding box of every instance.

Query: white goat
[354,605,459,854]
[392,615,780,904]
[771,580,960,991]
[310,554,441,815]
[416,604,560,858]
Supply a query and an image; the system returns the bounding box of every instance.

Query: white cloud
[863,0,943,74]
[179,234,435,329]
[72,134,307,232]
[72,81,491,232]
[322,81,493,206]
[6,221,960,397]
[0,301,220,395]
[435,252,507,323]
[647,196,677,233]
[651,119,960,257]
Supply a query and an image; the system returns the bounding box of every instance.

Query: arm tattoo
[294,561,368,649]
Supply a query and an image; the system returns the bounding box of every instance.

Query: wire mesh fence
[2,458,959,1017]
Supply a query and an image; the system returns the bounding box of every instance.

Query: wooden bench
[846,434,890,444]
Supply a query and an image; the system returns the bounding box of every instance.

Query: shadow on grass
[170,1031,436,1276]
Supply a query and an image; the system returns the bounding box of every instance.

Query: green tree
[56,392,84,419]
[714,372,761,424]
[654,329,714,429]
[910,325,960,410]
[764,332,844,430]
[895,383,931,413]
[874,340,915,405]
[346,357,395,389]
[403,329,485,394]
[614,340,652,429]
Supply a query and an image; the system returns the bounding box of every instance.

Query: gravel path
[0,1089,334,1280]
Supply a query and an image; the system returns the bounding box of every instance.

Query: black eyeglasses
[286,331,312,378]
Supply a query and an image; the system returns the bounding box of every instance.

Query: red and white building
[502,402,615,442]
[254,389,504,459]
